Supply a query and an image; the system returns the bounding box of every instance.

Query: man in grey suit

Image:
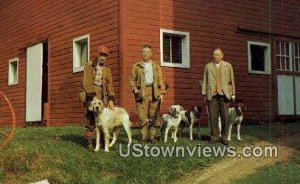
[202,48,235,145]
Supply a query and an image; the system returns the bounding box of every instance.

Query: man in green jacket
[80,45,115,150]
[130,45,166,143]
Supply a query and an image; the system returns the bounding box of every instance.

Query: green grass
[233,152,300,184]
[0,122,299,184]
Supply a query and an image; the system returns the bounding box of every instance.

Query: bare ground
[176,132,299,184]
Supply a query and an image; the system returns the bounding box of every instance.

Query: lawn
[233,152,300,184]
[0,122,299,184]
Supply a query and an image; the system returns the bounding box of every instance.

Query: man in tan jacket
[130,45,166,143]
[202,48,235,145]
[80,45,115,150]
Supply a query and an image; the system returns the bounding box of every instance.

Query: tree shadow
[60,134,86,147]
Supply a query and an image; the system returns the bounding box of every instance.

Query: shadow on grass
[60,134,86,147]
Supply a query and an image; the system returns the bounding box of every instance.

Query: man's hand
[133,88,139,94]
[108,100,114,110]
[159,94,164,102]
[231,95,236,102]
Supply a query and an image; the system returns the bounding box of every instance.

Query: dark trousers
[208,94,229,140]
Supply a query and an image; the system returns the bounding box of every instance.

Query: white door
[26,43,43,122]
[295,76,300,115]
[277,75,294,115]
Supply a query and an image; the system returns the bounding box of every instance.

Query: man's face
[213,50,223,63]
[97,53,107,62]
[142,47,152,61]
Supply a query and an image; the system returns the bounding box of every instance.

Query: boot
[85,138,94,151]
[140,123,149,143]
[149,126,157,143]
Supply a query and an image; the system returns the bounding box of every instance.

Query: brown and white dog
[180,106,202,140]
[88,98,132,152]
[160,105,184,143]
[218,101,246,141]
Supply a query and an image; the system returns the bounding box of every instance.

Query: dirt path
[177,133,299,184]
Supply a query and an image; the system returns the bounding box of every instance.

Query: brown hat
[97,45,110,55]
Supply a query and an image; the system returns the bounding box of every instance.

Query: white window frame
[8,57,19,86]
[293,43,300,72]
[247,41,271,74]
[73,34,90,73]
[160,29,190,68]
[276,41,293,71]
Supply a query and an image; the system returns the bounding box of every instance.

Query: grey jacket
[202,61,235,101]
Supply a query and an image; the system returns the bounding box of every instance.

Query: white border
[73,34,90,73]
[160,29,190,68]
[8,57,19,86]
[247,41,271,74]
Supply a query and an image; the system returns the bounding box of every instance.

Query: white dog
[218,102,246,141]
[88,98,132,152]
[160,105,184,143]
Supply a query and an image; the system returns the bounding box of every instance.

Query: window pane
[171,36,182,64]
[250,45,266,71]
[295,58,299,72]
[285,42,290,56]
[81,42,88,66]
[276,41,280,55]
[163,35,171,63]
[277,56,282,70]
[282,42,285,55]
[296,44,300,57]
[286,57,290,71]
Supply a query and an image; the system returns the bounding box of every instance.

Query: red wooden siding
[0,0,120,126]
[119,0,300,125]
[0,0,299,127]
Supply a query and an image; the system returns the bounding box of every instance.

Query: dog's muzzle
[94,106,101,114]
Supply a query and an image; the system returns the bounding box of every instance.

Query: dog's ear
[197,106,202,112]
[180,106,184,111]
[88,101,94,111]
[99,100,105,111]
[242,105,247,112]
[169,107,173,113]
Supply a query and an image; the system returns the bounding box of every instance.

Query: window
[276,41,292,71]
[73,34,89,73]
[160,29,190,68]
[247,41,271,74]
[293,43,300,72]
[8,58,18,86]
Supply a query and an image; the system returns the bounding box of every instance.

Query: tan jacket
[130,61,165,100]
[80,59,115,103]
[202,61,235,101]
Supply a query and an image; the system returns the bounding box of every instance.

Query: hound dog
[218,101,246,141]
[88,98,132,152]
[179,106,202,140]
[160,105,184,143]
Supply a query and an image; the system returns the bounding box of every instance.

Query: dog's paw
[237,138,242,141]
[94,147,100,152]
[104,149,110,152]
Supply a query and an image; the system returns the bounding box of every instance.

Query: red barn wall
[1,0,299,127]
[0,0,120,126]
[119,0,300,125]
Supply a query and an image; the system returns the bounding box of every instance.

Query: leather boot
[85,138,94,151]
